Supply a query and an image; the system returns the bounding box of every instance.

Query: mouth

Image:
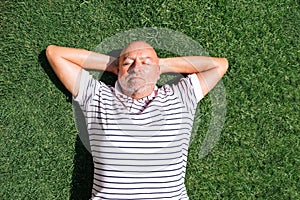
[131,76,143,80]
[128,76,144,81]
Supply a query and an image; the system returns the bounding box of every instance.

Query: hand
[107,58,119,75]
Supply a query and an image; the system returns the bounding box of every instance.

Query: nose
[129,59,143,73]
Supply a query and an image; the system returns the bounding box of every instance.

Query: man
[46,41,228,199]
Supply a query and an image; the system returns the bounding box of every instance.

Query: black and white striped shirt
[74,69,203,200]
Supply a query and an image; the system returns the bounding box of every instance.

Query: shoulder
[73,69,113,102]
[160,74,203,102]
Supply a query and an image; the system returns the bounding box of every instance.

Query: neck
[122,85,155,100]
[130,92,150,100]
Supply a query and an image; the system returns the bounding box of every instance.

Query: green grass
[1,0,299,199]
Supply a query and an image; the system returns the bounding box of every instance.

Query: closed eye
[122,59,134,67]
[123,62,132,66]
[143,58,152,65]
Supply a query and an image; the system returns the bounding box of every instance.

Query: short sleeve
[73,69,99,107]
[171,73,203,115]
[188,73,203,102]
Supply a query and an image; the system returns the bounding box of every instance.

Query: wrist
[159,58,169,74]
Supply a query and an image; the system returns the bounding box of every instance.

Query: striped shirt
[74,69,203,200]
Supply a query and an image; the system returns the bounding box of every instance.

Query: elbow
[46,45,56,60]
[219,58,229,75]
[46,45,62,63]
[45,45,61,71]
[223,58,229,72]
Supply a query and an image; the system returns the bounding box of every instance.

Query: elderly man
[46,41,228,200]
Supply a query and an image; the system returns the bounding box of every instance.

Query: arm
[46,45,118,96]
[159,56,228,96]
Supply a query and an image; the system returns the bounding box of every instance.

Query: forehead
[121,48,157,59]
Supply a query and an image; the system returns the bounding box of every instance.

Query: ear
[156,65,161,81]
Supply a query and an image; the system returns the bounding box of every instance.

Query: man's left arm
[159,56,228,96]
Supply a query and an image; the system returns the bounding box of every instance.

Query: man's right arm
[46,45,118,97]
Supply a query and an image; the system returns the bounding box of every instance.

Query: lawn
[1,0,299,199]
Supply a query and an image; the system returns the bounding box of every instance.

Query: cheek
[145,69,159,82]
[118,69,128,79]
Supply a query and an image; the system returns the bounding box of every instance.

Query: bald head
[121,41,156,57]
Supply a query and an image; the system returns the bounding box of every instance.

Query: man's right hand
[107,57,119,76]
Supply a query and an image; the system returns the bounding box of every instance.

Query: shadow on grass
[38,50,73,102]
[38,50,94,199]
[70,136,94,200]
[38,49,119,199]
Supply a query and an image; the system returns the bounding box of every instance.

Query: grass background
[1,0,299,199]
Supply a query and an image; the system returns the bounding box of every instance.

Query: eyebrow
[123,56,152,61]
[123,56,134,61]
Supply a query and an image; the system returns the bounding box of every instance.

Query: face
[118,42,160,99]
